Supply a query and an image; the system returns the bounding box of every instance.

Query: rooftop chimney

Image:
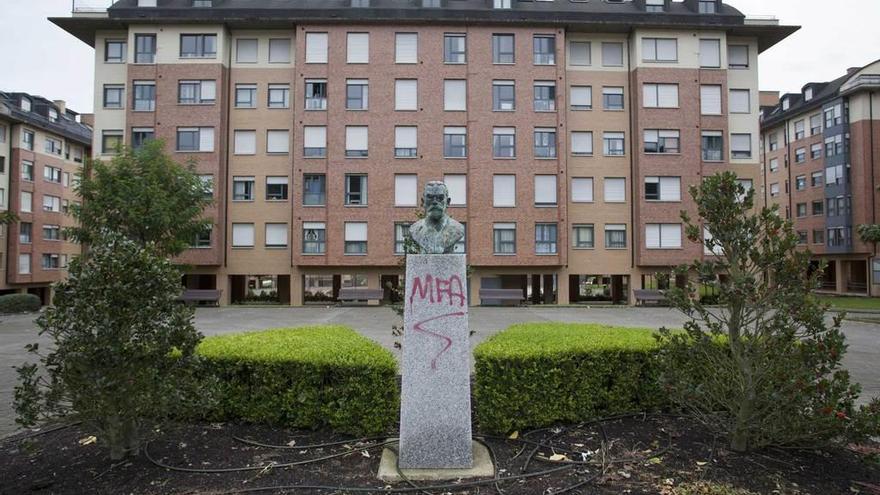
[53,100,67,114]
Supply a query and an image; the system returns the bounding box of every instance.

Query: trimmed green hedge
[196,326,398,435]
[0,293,41,314]
[474,323,665,433]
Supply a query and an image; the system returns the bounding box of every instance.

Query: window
[43,225,60,241]
[811,171,823,187]
[396,33,418,63]
[730,89,750,114]
[346,79,369,110]
[18,254,30,275]
[569,41,590,66]
[814,230,825,245]
[534,128,557,158]
[533,81,556,112]
[492,34,515,64]
[43,195,61,212]
[134,34,156,64]
[192,227,211,248]
[344,222,368,254]
[235,84,257,108]
[642,38,677,62]
[699,0,717,13]
[700,85,722,115]
[534,175,557,206]
[232,223,255,247]
[603,87,625,110]
[395,79,418,111]
[535,223,558,254]
[645,0,665,11]
[643,83,678,108]
[302,126,327,158]
[133,81,155,111]
[795,203,807,218]
[493,127,516,158]
[176,127,214,152]
[198,174,214,199]
[603,132,625,156]
[304,80,327,110]
[233,130,256,155]
[129,127,153,150]
[345,126,368,157]
[0,124,5,143]
[303,222,326,254]
[770,183,779,197]
[825,164,847,186]
[305,32,329,63]
[570,86,591,111]
[346,33,369,64]
[101,130,122,154]
[533,35,555,65]
[827,227,851,248]
[605,224,627,249]
[644,130,680,154]
[444,34,466,64]
[268,38,290,63]
[571,131,593,156]
[232,176,254,201]
[444,80,467,111]
[20,191,32,213]
[105,39,126,63]
[794,120,805,140]
[493,80,515,111]
[20,97,32,112]
[444,174,467,206]
[494,0,511,8]
[345,174,368,205]
[602,42,624,66]
[265,223,288,248]
[267,130,289,154]
[395,175,418,207]
[493,223,516,254]
[443,127,467,158]
[394,126,418,158]
[825,135,844,157]
[43,165,62,183]
[795,148,806,163]
[266,177,289,201]
[825,104,844,127]
[394,223,412,254]
[572,224,594,248]
[20,222,32,244]
[646,224,682,249]
[699,39,721,68]
[493,175,516,207]
[178,80,216,104]
[180,34,217,58]
[768,133,779,151]
[810,114,822,135]
[808,143,821,160]
[138,0,157,6]
[644,176,681,201]
[795,175,808,191]
[236,38,258,63]
[44,138,62,156]
[267,84,290,108]
[604,177,626,202]
[22,130,34,150]
[48,108,58,123]
[303,174,326,205]
[103,85,124,108]
[571,177,593,202]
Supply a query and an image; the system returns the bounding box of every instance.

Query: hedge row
[473,323,666,433]
[195,326,398,435]
[0,293,42,314]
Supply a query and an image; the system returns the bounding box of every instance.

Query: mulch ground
[1,415,878,495]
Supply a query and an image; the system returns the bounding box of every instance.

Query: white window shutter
[444,80,467,111]
[269,38,291,63]
[660,177,681,201]
[345,222,368,242]
[395,80,418,110]
[347,33,369,63]
[305,33,328,63]
[443,174,467,206]
[265,224,288,246]
[570,86,592,107]
[728,45,748,67]
[233,224,254,246]
[701,85,722,115]
[699,39,720,67]
[662,224,682,248]
[346,126,368,151]
[569,41,590,66]
[643,84,658,107]
[731,134,751,153]
[267,130,289,153]
[730,89,750,113]
[394,175,418,206]
[658,39,677,60]
[198,127,214,152]
[267,176,288,186]
[534,175,557,205]
[303,222,325,231]
[493,175,516,207]
[658,84,678,108]
[304,126,326,148]
[201,80,216,101]
[571,178,593,202]
[234,130,256,154]
[236,39,257,63]
[571,131,592,154]
[395,33,418,63]
[646,224,660,249]
[604,178,625,202]
[395,126,418,149]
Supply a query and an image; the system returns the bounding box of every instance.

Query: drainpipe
[627,28,636,277]
[870,91,876,295]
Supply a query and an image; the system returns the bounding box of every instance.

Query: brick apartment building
[52,0,795,306]
[0,92,92,303]
[760,60,880,297]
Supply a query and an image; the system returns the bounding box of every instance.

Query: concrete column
[215,272,230,306]
[368,271,382,306]
[557,271,570,305]
[470,272,483,307]
[290,269,303,307]
[834,260,847,294]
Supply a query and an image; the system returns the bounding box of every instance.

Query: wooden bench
[633,289,666,306]
[337,288,385,304]
[479,288,525,306]
[178,289,222,307]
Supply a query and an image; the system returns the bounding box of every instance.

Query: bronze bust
[409,181,465,254]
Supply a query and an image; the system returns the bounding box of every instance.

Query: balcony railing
[72,0,114,15]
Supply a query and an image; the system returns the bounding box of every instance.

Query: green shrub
[0,293,41,314]
[196,326,398,435]
[473,323,665,433]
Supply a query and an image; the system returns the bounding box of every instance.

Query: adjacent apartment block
[760,60,880,297]
[53,0,795,306]
[0,92,92,303]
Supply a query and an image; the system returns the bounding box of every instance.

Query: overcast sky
[0,0,877,114]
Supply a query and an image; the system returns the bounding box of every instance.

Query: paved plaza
[1,306,878,438]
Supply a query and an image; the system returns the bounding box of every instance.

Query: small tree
[658,172,878,452]
[70,139,212,257]
[14,232,203,460]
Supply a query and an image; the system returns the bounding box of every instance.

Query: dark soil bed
[1,415,877,494]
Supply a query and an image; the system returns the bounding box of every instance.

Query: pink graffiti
[412,311,465,370]
[409,274,466,307]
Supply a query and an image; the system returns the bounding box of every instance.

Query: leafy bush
[0,293,41,314]
[474,323,665,433]
[196,326,398,435]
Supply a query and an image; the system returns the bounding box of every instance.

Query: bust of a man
[409,181,465,254]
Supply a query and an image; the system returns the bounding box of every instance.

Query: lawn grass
[818,295,880,311]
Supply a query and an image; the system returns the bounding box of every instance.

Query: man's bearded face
[424,186,449,221]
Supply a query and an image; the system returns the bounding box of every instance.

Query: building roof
[0,92,92,146]
[51,0,797,52]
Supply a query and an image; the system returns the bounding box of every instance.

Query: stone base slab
[377,439,494,482]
